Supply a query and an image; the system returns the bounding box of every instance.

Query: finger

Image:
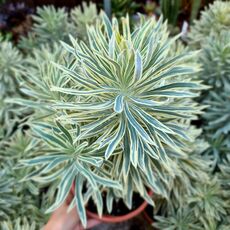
[62,208,80,230]
[66,190,74,205]
[86,219,101,229]
[77,219,101,230]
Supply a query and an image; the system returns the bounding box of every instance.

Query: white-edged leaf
[134,51,143,80]
[114,95,125,113]
[124,103,154,145]
[105,119,126,159]
[75,175,87,228]
[46,165,75,213]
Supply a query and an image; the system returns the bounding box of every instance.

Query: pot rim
[86,190,153,223]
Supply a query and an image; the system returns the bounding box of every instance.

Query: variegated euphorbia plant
[15,13,205,227]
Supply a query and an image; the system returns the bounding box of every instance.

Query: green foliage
[0,39,25,140]
[203,91,230,138]
[152,129,213,228]
[11,12,207,226]
[188,178,227,227]
[189,3,230,173]
[219,154,230,190]
[0,130,46,229]
[219,154,230,219]
[154,207,203,230]
[52,14,203,167]
[19,3,100,52]
[21,121,121,228]
[189,1,230,47]
[70,2,98,42]
[0,39,23,94]
[190,0,202,23]
[1,1,228,228]
[111,0,140,18]
[19,6,71,52]
[0,166,18,220]
[199,32,230,90]
[203,135,230,171]
[153,174,227,229]
[18,43,67,105]
[183,2,230,229]
[160,0,182,26]
[32,6,70,42]
[1,218,37,230]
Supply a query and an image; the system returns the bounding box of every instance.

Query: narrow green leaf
[124,103,154,145]
[106,189,114,214]
[93,189,103,217]
[53,100,113,110]
[134,51,143,80]
[134,107,175,134]
[91,171,121,189]
[75,175,87,228]
[51,86,113,96]
[33,127,67,148]
[127,122,138,168]
[56,121,73,144]
[114,95,125,113]
[102,13,113,38]
[75,163,97,188]
[105,119,126,159]
[109,34,115,59]
[21,155,64,166]
[43,156,70,173]
[123,131,131,176]
[46,165,75,213]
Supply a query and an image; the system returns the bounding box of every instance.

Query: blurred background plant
[188,0,230,171]
[19,2,100,52]
[18,6,71,52]
[0,36,27,140]
[0,129,46,229]
[70,2,98,42]
[189,0,230,47]
[180,1,230,229]
[110,0,140,18]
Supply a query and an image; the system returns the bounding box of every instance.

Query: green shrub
[12,13,207,227]
[111,0,140,18]
[154,207,203,230]
[189,2,230,171]
[0,39,23,95]
[19,3,100,52]
[0,39,25,140]
[203,91,230,139]
[188,178,227,227]
[199,32,230,90]
[183,2,230,229]
[189,1,230,47]
[0,130,46,229]
[70,2,98,42]
[1,218,37,230]
[19,6,71,52]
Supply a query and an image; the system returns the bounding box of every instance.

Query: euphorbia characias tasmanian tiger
[15,13,206,227]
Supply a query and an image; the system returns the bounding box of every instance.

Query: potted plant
[12,12,205,228]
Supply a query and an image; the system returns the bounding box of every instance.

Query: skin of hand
[43,193,101,230]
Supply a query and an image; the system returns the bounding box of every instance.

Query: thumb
[77,218,101,230]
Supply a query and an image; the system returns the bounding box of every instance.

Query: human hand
[43,194,101,230]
